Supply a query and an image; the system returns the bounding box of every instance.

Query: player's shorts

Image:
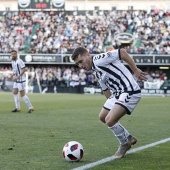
[103,91,141,115]
[13,81,26,92]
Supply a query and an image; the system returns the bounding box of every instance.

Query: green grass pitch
[0,92,170,170]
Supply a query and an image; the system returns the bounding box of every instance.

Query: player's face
[11,51,18,61]
[75,52,92,71]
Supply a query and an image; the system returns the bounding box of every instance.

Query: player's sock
[108,122,129,145]
[22,95,32,109]
[14,94,20,109]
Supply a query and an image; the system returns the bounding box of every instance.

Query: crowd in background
[0,9,170,54]
[0,9,170,91]
[0,65,169,91]
[0,65,98,88]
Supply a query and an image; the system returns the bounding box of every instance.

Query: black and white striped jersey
[92,49,140,96]
[11,58,26,83]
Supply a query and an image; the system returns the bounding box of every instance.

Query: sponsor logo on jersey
[107,52,111,57]
[125,94,131,103]
[118,100,124,103]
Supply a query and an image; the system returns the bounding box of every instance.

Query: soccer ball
[62,141,84,162]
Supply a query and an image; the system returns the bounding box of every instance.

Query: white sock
[54,86,57,93]
[42,87,48,93]
[108,122,130,145]
[22,95,32,109]
[14,94,20,109]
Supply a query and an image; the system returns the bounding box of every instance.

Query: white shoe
[114,141,131,158]
[27,107,34,113]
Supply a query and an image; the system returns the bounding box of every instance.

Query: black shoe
[11,108,21,112]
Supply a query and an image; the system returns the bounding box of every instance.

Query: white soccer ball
[62,141,84,162]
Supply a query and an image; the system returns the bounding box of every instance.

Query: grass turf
[0,93,170,170]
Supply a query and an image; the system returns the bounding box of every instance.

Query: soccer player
[11,49,34,113]
[71,47,147,158]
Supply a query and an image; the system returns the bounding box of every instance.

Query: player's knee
[105,117,117,127]
[99,114,106,123]
[13,90,18,95]
[20,90,25,97]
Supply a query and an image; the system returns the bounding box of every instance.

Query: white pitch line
[72,137,170,170]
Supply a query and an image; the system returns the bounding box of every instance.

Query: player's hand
[13,76,19,82]
[134,68,147,81]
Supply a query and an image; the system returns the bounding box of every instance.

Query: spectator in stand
[0,12,33,53]
[70,71,79,87]
[0,65,169,93]
[1,10,169,54]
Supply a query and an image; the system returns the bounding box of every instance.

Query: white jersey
[11,58,26,83]
[92,49,140,97]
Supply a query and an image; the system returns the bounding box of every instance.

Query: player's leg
[100,107,135,158]
[18,82,34,113]
[103,94,140,158]
[99,107,109,124]
[99,107,132,138]
[99,104,136,143]
[11,82,21,112]
[100,96,134,140]
[106,104,132,158]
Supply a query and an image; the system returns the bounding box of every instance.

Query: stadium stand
[0,10,170,54]
[0,8,170,94]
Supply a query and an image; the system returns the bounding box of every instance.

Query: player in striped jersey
[11,49,34,113]
[71,47,147,158]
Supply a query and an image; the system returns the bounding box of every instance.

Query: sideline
[72,137,170,170]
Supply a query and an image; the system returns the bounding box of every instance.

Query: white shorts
[103,92,141,115]
[13,82,26,92]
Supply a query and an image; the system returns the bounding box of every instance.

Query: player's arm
[103,89,112,99]
[13,67,27,81]
[120,48,147,81]
[96,77,112,99]
[17,67,27,79]
[10,72,15,78]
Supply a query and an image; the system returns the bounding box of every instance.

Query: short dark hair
[71,47,88,61]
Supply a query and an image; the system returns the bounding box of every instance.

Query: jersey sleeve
[19,59,25,69]
[94,71,108,91]
[109,48,121,61]
[93,49,121,66]
[11,62,15,74]
[98,80,108,91]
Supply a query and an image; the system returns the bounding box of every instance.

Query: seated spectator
[0,10,170,54]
